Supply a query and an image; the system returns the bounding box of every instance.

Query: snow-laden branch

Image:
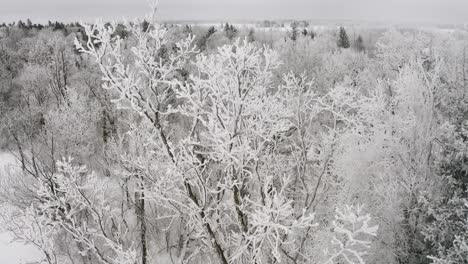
[324,204,379,264]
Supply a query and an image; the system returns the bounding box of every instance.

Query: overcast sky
[0,0,467,24]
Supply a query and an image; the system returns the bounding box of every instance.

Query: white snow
[0,153,44,264]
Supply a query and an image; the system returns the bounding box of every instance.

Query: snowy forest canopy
[0,11,468,264]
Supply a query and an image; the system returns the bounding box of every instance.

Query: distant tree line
[0,19,84,31]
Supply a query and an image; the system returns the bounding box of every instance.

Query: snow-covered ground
[0,153,44,264]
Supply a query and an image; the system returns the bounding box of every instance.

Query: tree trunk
[136,182,148,264]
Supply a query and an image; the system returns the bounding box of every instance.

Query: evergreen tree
[53,21,65,31]
[337,26,350,48]
[247,28,255,43]
[353,35,365,52]
[33,23,44,30]
[290,21,299,41]
[112,23,129,39]
[17,20,26,29]
[207,26,216,36]
[224,23,237,40]
[197,26,217,51]
[141,20,150,32]
[420,121,468,263]
[26,19,32,29]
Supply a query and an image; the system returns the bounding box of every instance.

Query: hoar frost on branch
[36,158,137,264]
[324,205,379,264]
[71,17,380,264]
[5,7,468,264]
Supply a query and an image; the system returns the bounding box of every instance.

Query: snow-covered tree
[324,205,379,264]
[73,16,377,263]
[337,27,350,49]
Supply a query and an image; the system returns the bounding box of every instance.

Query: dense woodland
[0,12,467,264]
